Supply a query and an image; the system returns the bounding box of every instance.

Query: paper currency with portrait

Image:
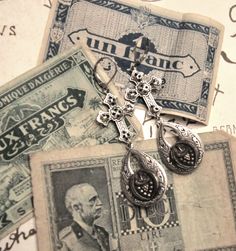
[0,44,141,239]
[40,0,224,124]
[31,131,236,251]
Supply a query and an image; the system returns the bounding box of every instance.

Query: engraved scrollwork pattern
[158,122,204,174]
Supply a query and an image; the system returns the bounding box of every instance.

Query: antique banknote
[31,131,236,251]
[0,44,141,239]
[40,0,224,124]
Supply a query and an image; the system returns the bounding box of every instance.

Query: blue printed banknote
[40,0,224,124]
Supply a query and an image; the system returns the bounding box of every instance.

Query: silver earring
[94,58,167,207]
[125,68,204,175]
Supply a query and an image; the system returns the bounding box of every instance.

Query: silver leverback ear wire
[93,56,136,144]
[93,42,168,208]
[93,56,118,94]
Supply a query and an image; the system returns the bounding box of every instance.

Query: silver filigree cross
[125,69,165,117]
[97,93,135,143]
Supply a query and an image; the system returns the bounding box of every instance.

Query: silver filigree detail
[125,69,165,117]
[158,122,204,174]
[97,93,134,143]
[121,148,167,207]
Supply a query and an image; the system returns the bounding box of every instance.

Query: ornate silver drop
[126,68,204,175]
[96,92,168,207]
[158,122,204,174]
[121,148,167,207]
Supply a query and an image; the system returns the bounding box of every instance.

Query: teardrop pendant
[158,122,204,174]
[121,148,167,207]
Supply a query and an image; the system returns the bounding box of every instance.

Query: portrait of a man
[59,183,110,251]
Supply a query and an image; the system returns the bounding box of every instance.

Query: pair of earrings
[95,60,204,208]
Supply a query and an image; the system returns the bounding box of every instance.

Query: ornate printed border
[44,0,221,119]
[43,140,236,250]
[85,0,210,34]
[44,158,108,251]
[205,142,236,230]
[198,141,236,251]
[116,183,180,237]
[199,246,236,251]
[157,99,197,114]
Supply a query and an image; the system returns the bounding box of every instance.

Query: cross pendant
[125,69,165,118]
[97,93,135,143]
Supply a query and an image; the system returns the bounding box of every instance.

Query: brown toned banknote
[31,131,236,251]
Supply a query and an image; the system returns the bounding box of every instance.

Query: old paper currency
[0,1,234,250]
[149,1,236,138]
[40,0,224,124]
[31,131,236,251]
[0,44,141,239]
[1,0,235,135]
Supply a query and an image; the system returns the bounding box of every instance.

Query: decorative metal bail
[121,148,167,207]
[158,122,204,174]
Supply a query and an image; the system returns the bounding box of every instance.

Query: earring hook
[93,56,118,94]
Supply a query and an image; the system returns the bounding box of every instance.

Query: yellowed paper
[31,131,236,250]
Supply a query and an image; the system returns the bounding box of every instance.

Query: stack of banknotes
[0,0,236,250]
